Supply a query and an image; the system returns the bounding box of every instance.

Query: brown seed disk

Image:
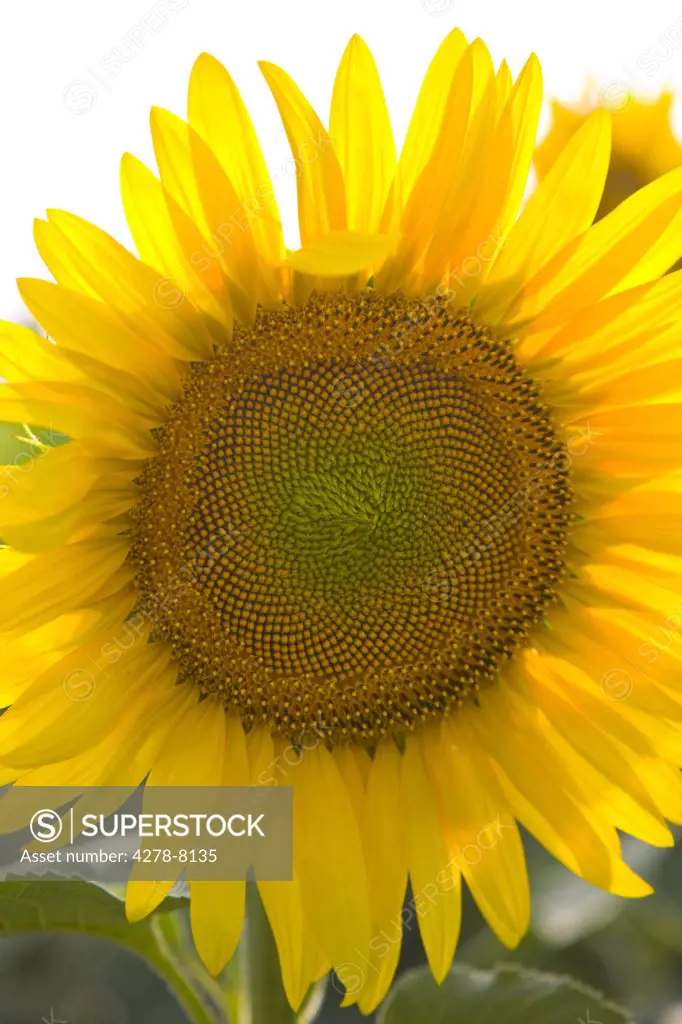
[130,292,572,744]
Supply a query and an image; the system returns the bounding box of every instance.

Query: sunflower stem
[229,882,299,1024]
[150,913,224,1024]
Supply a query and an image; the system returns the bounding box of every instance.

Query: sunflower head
[535,88,682,218]
[130,290,572,742]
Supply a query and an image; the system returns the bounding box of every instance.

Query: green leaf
[0,421,69,464]
[378,963,636,1024]
[0,877,218,1024]
[0,423,34,470]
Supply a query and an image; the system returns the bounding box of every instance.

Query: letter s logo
[30,809,63,843]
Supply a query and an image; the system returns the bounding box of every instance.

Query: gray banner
[0,786,292,883]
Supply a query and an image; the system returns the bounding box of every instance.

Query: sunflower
[535,87,682,219]
[2,28,682,1016]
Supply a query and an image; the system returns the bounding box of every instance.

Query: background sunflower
[535,89,682,219]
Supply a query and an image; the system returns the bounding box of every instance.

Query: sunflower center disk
[132,294,572,742]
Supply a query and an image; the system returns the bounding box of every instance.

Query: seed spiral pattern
[131,293,572,743]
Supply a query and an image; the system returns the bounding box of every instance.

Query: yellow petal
[151,107,273,315]
[330,35,396,234]
[190,881,245,975]
[4,489,136,553]
[120,152,232,333]
[0,606,113,705]
[97,676,193,787]
[355,740,407,1014]
[0,443,108,525]
[260,61,346,245]
[519,657,672,847]
[186,712,246,975]
[0,537,130,634]
[0,321,79,385]
[510,166,682,333]
[394,29,468,211]
[35,210,214,360]
[442,54,542,301]
[259,877,325,1010]
[476,685,651,897]
[147,697,226,787]
[480,108,611,320]
[415,40,497,288]
[388,42,476,287]
[293,745,372,968]
[126,698,227,924]
[400,735,461,982]
[188,53,285,266]
[283,230,397,276]
[495,60,512,113]
[428,718,531,948]
[0,635,170,770]
[19,277,182,399]
[0,378,155,459]
[125,879,177,923]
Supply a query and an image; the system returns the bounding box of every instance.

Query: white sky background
[2,0,682,321]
